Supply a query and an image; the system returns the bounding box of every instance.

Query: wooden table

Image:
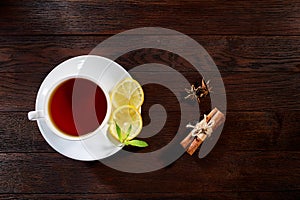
[1,1,299,199]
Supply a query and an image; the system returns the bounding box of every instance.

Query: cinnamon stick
[180,107,225,155]
[180,108,217,149]
[187,109,225,155]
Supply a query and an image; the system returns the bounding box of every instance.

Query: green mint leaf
[126,140,148,147]
[124,124,132,142]
[115,122,122,141]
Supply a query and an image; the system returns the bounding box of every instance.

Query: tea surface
[49,78,107,137]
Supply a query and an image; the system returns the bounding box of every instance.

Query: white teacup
[28,75,111,141]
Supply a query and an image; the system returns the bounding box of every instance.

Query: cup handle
[28,110,44,121]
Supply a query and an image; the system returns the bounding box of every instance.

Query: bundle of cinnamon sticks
[180,107,225,155]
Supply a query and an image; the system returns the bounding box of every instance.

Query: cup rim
[43,75,111,141]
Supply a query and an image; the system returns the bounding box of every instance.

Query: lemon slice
[109,105,143,141]
[110,78,144,109]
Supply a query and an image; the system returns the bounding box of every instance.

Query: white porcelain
[28,55,131,161]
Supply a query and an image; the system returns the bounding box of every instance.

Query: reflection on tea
[49,78,107,137]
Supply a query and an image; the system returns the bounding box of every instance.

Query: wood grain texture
[0,36,299,73]
[0,0,299,35]
[0,152,299,194]
[0,72,299,112]
[1,192,300,200]
[1,111,299,153]
[0,0,299,199]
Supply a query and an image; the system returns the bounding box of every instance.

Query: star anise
[185,79,212,103]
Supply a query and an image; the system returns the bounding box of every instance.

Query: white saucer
[35,55,131,161]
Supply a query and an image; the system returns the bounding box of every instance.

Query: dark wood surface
[0,1,299,199]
